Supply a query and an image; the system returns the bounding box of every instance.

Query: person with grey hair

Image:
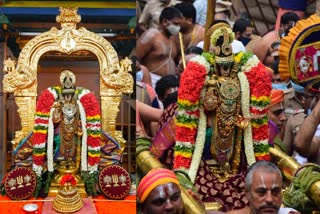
[228,161,300,214]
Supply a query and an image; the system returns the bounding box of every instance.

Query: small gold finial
[56,7,81,25]
[3,57,16,73]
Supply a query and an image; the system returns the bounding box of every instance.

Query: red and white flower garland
[32,87,101,176]
[174,52,271,183]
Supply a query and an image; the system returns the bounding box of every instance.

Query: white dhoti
[150,72,162,89]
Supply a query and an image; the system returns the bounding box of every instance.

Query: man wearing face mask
[138,0,177,34]
[232,18,252,47]
[136,6,183,89]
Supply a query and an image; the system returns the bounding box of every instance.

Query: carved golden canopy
[2,7,134,149]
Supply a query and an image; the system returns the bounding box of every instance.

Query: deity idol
[13,70,123,196]
[149,21,272,211]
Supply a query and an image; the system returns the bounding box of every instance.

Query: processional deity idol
[170,21,271,211]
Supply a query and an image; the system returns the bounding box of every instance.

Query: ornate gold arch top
[2,7,134,149]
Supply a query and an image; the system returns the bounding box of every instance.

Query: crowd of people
[135,0,320,213]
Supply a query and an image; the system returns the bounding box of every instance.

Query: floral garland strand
[188,105,206,183]
[78,89,101,173]
[237,72,255,165]
[239,53,271,161]
[32,87,58,176]
[173,56,209,173]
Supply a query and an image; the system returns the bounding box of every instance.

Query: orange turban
[137,168,180,203]
[270,89,284,106]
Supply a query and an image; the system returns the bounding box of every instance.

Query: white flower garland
[254,139,269,145]
[191,55,211,73]
[77,99,88,172]
[241,55,259,73]
[32,165,43,177]
[47,107,55,172]
[78,88,90,99]
[175,141,194,148]
[48,87,59,99]
[189,105,206,183]
[238,72,256,166]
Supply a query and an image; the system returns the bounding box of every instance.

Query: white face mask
[167,23,180,36]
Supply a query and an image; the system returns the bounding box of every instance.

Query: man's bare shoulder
[262,30,278,41]
[139,28,161,44]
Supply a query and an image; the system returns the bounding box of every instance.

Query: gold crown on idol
[210,26,235,66]
[60,70,76,94]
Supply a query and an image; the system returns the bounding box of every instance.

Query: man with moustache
[136,6,183,89]
[228,161,300,214]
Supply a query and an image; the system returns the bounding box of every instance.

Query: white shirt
[193,0,207,26]
[196,40,246,54]
[278,207,299,214]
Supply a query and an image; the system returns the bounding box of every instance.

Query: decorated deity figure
[52,70,82,170]
[12,70,124,196]
[31,69,103,196]
[146,21,271,212]
[173,22,271,211]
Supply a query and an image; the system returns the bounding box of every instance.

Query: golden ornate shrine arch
[2,7,133,150]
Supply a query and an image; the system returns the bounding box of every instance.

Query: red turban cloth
[137,168,180,203]
[270,89,284,106]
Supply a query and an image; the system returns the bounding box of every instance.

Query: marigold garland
[241,55,271,161]
[173,59,208,173]
[173,51,271,181]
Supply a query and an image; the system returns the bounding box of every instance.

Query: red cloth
[0,195,43,214]
[93,195,136,214]
[0,194,136,214]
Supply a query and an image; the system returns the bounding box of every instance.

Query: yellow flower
[175,151,193,158]
[87,115,101,120]
[88,153,100,157]
[33,152,45,156]
[252,95,270,102]
[178,99,199,107]
[33,129,48,134]
[234,52,244,63]
[176,121,198,129]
